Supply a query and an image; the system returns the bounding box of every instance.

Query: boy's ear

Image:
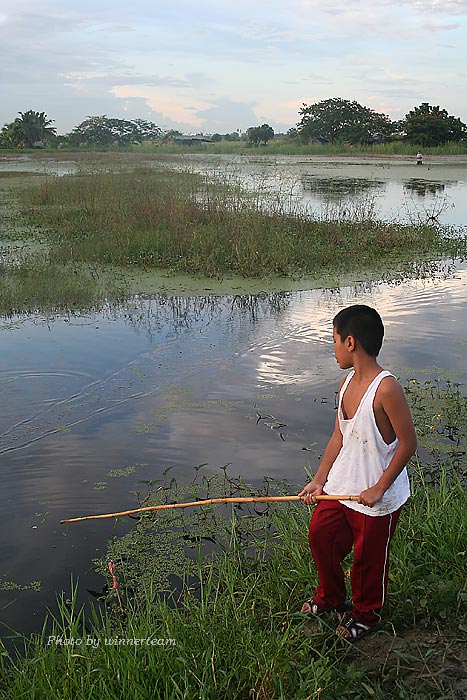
[346,335,356,351]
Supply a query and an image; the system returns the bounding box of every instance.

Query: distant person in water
[416,150,423,165]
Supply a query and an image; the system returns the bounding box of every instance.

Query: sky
[1,0,467,136]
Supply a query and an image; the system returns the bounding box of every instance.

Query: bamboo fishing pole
[60,494,359,524]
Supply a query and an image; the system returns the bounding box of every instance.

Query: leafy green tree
[67,116,161,147]
[129,119,163,143]
[67,116,113,146]
[246,124,275,145]
[403,103,467,146]
[222,131,241,141]
[210,133,222,142]
[297,98,393,144]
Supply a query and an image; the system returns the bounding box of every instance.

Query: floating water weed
[107,467,137,478]
[405,377,467,484]
[0,262,125,316]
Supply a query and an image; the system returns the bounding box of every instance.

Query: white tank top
[324,369,410,516]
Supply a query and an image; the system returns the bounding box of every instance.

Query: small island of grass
[0,159,466,315]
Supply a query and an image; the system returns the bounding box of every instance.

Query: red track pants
[308,499,401,626]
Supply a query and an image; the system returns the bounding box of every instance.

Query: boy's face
[333,326,353,369]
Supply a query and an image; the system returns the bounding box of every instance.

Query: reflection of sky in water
[254,270,467,386]
[294,176,464,225]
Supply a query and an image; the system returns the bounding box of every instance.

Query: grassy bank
[19,166,467,282]
[0,263,126,316]
[1,379,466,699]
[1,482,465,699]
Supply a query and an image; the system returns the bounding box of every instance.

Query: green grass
[3,140,466,156]
[20,166,467,282]
[81,138,466,156]
[193,140,467,158]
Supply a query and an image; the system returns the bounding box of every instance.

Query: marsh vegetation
[1,160,466,315]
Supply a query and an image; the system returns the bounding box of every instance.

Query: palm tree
[13,110,56,148]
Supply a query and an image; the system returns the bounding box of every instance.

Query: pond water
[0,154,466,639]
[174,153,467,227]
[1,265,467,638]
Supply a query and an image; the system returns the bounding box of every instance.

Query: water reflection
[177,154,467,226]
[298,176,386,219]
[300,175,385,199]
[0,293,293,456]
[123,292,293,341]
[403,179,448,197]
[1,262,467,639]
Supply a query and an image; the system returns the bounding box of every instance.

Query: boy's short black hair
[333,305,384,357]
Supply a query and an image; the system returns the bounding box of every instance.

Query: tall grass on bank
[0,263,125,316]
[21,167,467,280]
[137,139,467,157]
[1,481,466,700]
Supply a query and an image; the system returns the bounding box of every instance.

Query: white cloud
[1,0,466,133]
[407,0,467,14]
[420,20,462,31]
[111,85,211,129]
[195,99,259,133]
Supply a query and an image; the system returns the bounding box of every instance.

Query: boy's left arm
[359,377,417,508]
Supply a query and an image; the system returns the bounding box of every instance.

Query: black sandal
[337,615,383,643]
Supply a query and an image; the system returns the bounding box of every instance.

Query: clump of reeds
[21,167,467,280]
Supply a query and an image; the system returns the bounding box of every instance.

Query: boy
[299,305,416,642]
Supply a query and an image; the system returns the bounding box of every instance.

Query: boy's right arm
[299,411,343,504]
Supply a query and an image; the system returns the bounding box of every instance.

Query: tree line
[1,99,466,149]
[294,98,466,146]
